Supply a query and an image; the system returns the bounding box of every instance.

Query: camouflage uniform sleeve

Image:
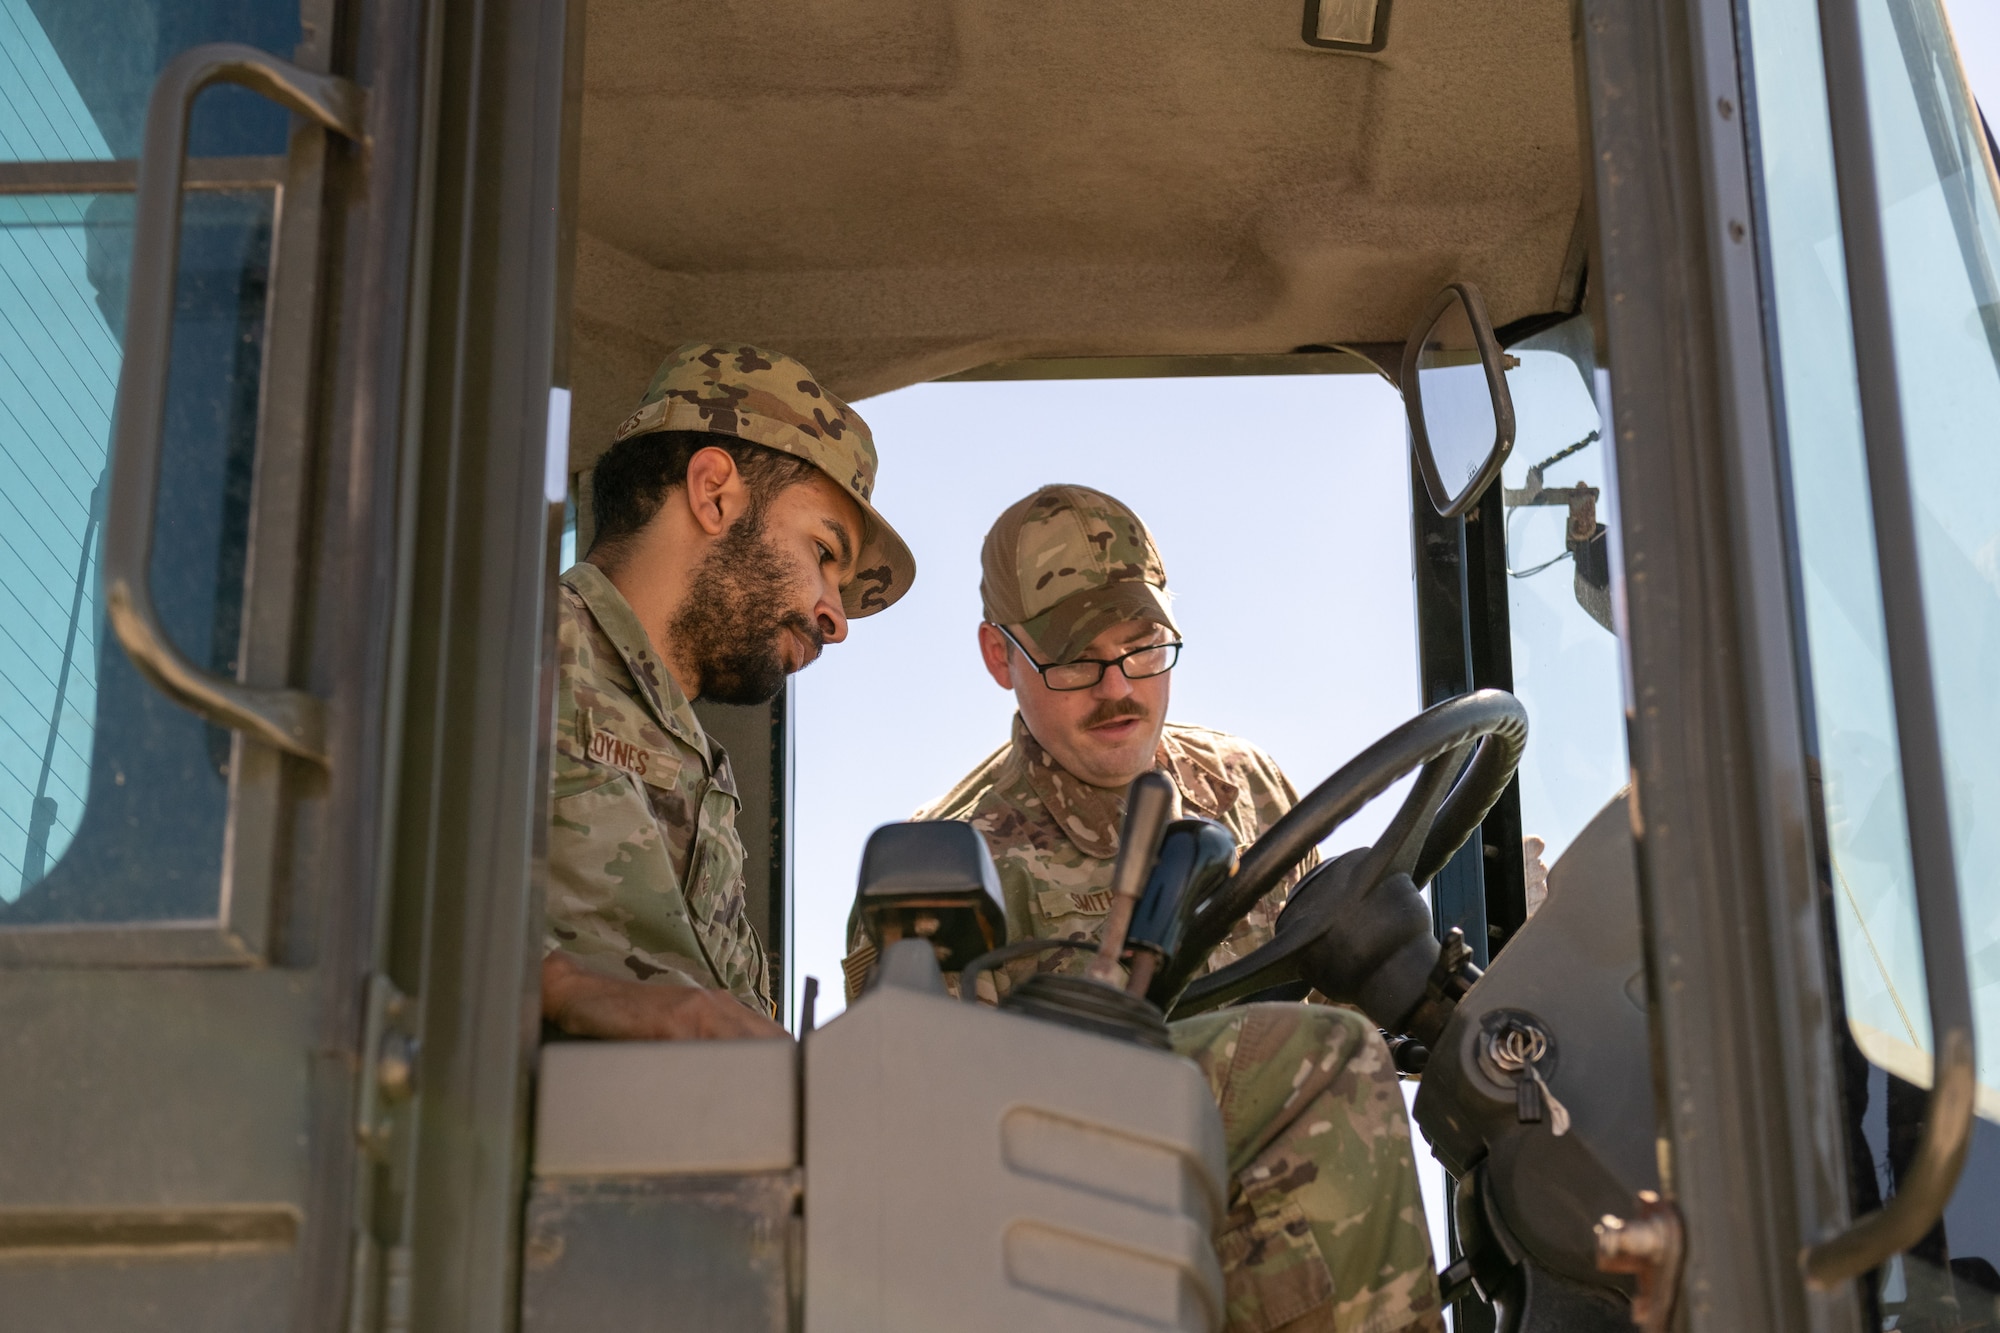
[840,899,877,1002]
[1233,745,1326,974]
[545,590,771,1013]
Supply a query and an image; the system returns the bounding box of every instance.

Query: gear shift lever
[978,772,1180,1048]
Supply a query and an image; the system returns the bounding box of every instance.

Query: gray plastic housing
[523,1038,802,1333]
[807,940,1229,1332]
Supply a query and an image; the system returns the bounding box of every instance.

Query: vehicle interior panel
[568,0,1585,468]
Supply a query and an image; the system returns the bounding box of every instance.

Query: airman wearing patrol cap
[543,342,913,1043]
[902,483,1314,980]
[848,484,1442,1333]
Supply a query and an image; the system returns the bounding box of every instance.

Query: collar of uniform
[1158,725,1242,823]
[1010,715,1241,861]
[1011,715,1125,859]
[562,561,715,766]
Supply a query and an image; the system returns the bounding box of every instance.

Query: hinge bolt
[376,1032,418,1102]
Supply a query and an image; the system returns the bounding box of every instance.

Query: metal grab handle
[104,44,367,765]
[1804,0,1977,1288]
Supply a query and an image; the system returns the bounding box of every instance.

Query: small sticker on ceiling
[1303,0,1389,52]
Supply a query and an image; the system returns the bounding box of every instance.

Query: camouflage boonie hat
[614,342,915,616]
[980,484,1177,663]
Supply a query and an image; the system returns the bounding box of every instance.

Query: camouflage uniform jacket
[546,563,771,1013]
[846,715,1316,997]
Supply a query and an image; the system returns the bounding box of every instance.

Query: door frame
[1577,0,1863,1327]
[353,0,576,1325]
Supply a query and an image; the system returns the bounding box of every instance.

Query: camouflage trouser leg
[1168,1004,1443,1333]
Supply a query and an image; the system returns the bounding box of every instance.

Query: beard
[668,508,823,706]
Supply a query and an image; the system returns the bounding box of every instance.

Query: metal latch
[1596,1190,1685,1333]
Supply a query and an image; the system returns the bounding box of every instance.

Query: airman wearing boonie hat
[844,484,1442,1333]
[543,342,913,1044]
[609,342,914,615]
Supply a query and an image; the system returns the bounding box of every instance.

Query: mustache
[1081,697,1149,729]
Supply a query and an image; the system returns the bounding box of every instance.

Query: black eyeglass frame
[992,622,1183,691]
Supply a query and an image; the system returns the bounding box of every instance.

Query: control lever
[1085,772,1176,987]
[991,773,1180,1049]
[1399,926,1484,1048]
[1122,819,1239,999]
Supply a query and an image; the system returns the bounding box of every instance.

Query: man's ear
[681,445,750,537]
[976,623,1015,690]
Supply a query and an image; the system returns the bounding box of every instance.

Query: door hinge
[357,973,420,1162]
[348,974,421,1333]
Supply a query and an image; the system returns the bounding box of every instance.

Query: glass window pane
[0,0,304,162]
[1497,317,1628,870]
[1859,0,2000,1097]
[0,188,272,925]
[1745,0,1931,1074]
[1749,0,2000,1122]
[0,194,114,893]
[1744,0,2000,1316]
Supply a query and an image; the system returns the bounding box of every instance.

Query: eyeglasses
[993,623,1182,691]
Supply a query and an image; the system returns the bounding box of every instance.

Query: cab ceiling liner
[571,0,1582,467]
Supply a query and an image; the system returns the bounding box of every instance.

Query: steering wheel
[1155,690,1528,1028]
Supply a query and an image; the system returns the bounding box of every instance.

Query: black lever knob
[1126,818,1238,967]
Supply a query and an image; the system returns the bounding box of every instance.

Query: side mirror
[1402,282,1516,518]
[854,820,1008,974]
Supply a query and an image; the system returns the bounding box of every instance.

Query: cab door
[1735,0,2000,1322]
[1580,0,1999,1326]
[0,0,568,1327]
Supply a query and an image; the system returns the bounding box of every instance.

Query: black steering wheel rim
[1154,689,1527,1013]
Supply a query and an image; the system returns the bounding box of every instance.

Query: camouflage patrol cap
[980,484,1177,663]
[614,342,915,617]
